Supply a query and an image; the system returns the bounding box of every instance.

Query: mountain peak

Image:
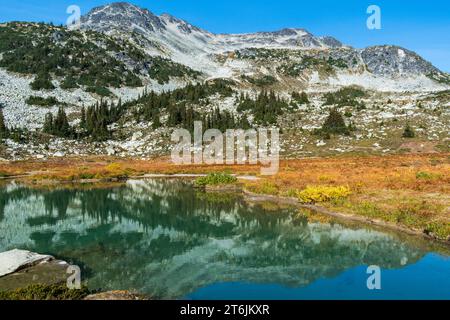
[90,2,150,16]
[269,28,311,36]
[81,2,165,32]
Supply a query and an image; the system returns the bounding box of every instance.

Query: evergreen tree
[402,124,415,138]
[61,74,79,89]
[43,113,54,134]
[42,107,73,138]
[321,108,350,135]
[152,109,161,129]
[31,72,55,90]
[0,108,9,139]
[54,106,71,136]
[292,91,309,104]
[237,90,288,125]
[80,106,86,130]
[80,99,124,141]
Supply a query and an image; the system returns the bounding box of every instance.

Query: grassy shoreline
[1,153,449,241]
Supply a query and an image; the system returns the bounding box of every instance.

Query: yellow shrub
[95,163,133,179]
[297,185,351,203]
[105,163,123,172]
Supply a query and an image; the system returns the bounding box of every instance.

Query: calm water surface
[0,179,448,300]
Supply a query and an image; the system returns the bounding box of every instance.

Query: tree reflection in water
[0,179,437,298]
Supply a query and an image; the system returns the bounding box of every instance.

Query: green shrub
[30,72,55,91]
[147,56,200,85]
[0,23,146,89]
[242,75,277,86]
[416,171,442,180]
[86,86,112,97]
[195,173,238,187]
[0,284,91,300]
[323,86,366,106]
[60,75,79,89]
[425,222,450,240]
[0,171,10,178]
[26,96,60,106]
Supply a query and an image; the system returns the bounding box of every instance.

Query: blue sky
[1,0,449,71]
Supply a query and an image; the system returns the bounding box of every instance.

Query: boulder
[0,249,54,277]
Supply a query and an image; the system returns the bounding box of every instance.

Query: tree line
[237,90,291,125]
[42,99,124,141]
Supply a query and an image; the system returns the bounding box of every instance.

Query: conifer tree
[292,91,309,104]
[152,108,161,129]
[0,108,9,139]
[54,106,70,137]
[80,106,86,130]
[43,113,54,134]
[321,108,349,135]
[42,107,73,138]
[402,124,415,138]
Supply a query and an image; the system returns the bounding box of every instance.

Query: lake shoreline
[1,154,448,243]
[2,173,448,245]
[242,190,450,246]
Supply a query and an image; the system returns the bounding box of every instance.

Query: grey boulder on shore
[0,249,55,278]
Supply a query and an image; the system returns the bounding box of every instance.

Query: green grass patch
[194,173,238,187]
[0,284,91,300]
[416,171,442,181]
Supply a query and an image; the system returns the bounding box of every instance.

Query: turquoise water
[0,179,448,300]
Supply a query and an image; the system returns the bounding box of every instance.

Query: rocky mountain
[78,2,450,91]
[0,1,449,160]
[80,2,343,52]
[361,46,441,77]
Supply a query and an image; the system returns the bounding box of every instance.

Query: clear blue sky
[1,0,449,71]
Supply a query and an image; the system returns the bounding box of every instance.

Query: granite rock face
[361,45,440,76]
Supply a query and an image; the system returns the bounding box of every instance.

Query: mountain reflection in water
[0,179,446,299]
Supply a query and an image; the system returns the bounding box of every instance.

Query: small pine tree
[321,108,349,135]
[43,113,54,134]
[402,124,415,138]
[80,106,86,130]
[54,107,70,136]
[42,108,72,138]
[292,91,309,104]
[152,109,161,129]
[0,108,9,139]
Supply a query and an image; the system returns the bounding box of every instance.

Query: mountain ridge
[79,1,449,89]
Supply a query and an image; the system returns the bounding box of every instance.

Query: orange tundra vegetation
[0,153,449,240]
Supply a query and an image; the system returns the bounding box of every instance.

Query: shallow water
[0,179,448,300]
